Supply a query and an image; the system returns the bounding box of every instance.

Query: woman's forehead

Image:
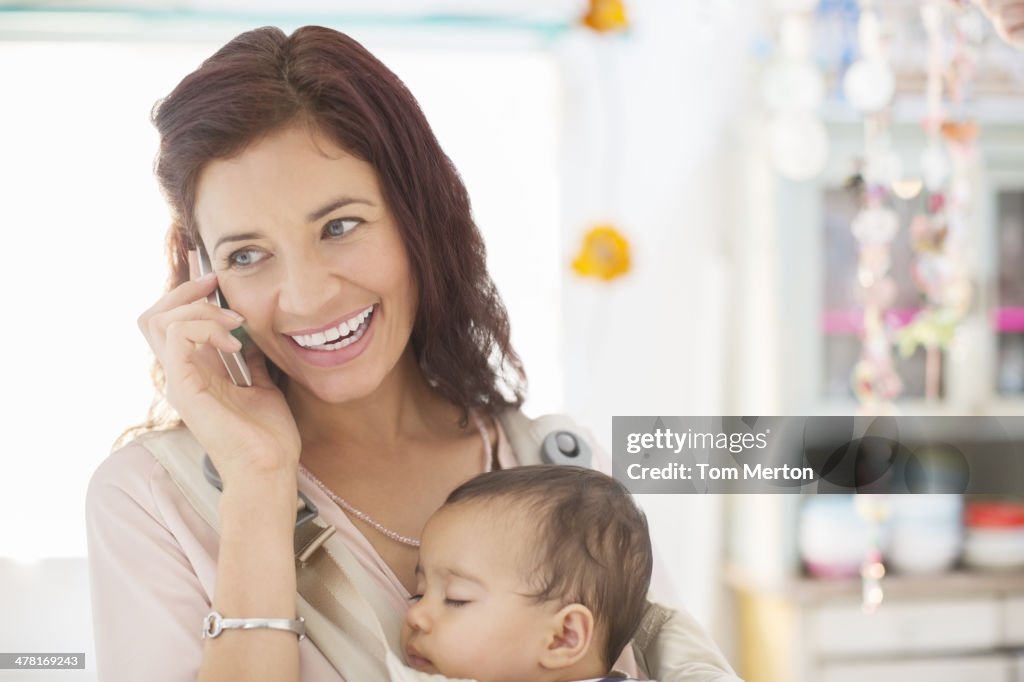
[193,124,384,240]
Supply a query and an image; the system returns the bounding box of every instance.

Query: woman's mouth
[287,304,375,351]
[283,304,378,367]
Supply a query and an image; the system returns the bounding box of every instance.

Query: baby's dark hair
[443,465,653,668]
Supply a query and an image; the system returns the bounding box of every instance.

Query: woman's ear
[538,603,596,670]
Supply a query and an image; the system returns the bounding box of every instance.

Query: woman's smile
[282,302,379,368]
[284,303,375,348]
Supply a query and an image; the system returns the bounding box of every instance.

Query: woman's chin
[302,375,380,405]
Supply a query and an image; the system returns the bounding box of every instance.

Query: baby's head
[401,465,653,682]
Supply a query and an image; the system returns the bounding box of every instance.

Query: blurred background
[2,0,1024,680]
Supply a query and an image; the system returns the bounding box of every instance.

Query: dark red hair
[125,25,526,442]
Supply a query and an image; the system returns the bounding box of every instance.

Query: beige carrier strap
[138,427,398,680]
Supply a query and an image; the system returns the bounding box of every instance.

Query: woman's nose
[277,255,343,317]
[405,599,432,633]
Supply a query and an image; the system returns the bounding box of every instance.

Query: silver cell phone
[197,245,253,387]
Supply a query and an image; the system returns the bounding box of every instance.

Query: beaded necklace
[298,411,494,548]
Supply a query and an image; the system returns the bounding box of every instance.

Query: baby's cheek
[399,621,411,649]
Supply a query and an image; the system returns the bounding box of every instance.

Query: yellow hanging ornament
[581,0,630,33]
[572,224,632,281]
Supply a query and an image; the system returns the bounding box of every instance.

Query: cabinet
[727,567,1024,682]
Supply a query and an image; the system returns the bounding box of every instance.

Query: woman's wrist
[219,470,299,529]
[215,477,300,617]
[215,452,298,493]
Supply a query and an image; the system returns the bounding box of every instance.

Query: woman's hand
[137,252,301,487]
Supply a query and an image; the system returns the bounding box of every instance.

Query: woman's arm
[125,260,310,679]
[197,468,301,682]
[86,445,307,682]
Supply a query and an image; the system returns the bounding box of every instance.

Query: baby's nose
[405,599,432,632]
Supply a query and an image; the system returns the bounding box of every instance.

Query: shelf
[725,562,1024,604]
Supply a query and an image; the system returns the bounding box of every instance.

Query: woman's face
[194,123,418,405]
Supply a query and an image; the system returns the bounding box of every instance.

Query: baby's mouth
[405,647,433,671]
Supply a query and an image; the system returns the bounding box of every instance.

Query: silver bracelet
[202,610,306,640]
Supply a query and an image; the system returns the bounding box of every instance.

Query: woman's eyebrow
[214,231,264,253]
[307,196,376,223]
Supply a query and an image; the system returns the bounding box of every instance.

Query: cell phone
[197,245,253,387]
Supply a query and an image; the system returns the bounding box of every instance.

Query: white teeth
[289,304,375,349]
[307,322,368,351]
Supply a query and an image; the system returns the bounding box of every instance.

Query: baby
[400,465,653,682]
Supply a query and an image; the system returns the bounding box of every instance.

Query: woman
[85,25,740,682]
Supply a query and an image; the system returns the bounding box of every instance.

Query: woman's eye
[227,248,266,268]
[408,594,423,603]
[324,218,361,238]
[444,598,469,608]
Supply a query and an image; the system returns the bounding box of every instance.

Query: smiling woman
[193,125,421,401]
[151,27,525,424]
[83,24,741,682]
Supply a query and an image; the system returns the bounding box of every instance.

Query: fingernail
[223,309,245,323]
[196,272,216,282]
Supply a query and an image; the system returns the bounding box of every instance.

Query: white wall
[0,558,96,681]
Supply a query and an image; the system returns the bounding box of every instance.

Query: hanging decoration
[895,0,977,400]
[855,494,889,614]
[847,2,902,414]
[572,224,632,281]
[763,1,829,180]
[581,0,629,33]
[844,0,900,613]
[573,0,631,284]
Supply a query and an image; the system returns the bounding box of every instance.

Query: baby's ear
[538,603,595,670]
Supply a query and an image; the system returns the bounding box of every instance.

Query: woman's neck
[285,348,463,460]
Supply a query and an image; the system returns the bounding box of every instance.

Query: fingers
[165,318,242,358]
[141,299,244,354]
[140,301,246,401]
[137,272,221,334]
[161,318,245,398]
[241,343,275,386]
[166,316,244,361]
